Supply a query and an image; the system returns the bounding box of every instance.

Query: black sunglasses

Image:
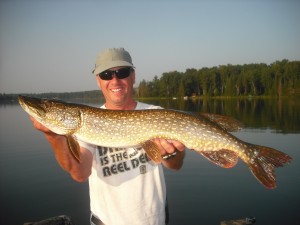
[98,67,133,80]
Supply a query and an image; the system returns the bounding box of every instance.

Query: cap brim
[93,61,134,75]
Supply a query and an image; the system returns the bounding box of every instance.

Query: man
[30,48,186,225]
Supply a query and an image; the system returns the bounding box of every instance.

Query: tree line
[137,59,300,98]
[1,59,299,103]
[0,90,102,103]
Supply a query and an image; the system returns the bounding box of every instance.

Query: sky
[0,0,299,94]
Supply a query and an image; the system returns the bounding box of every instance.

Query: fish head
[19,95,47,119]
[18,95,82,135]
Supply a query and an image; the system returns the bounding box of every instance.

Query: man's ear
[132,70,136,84]
[96,76,102,90]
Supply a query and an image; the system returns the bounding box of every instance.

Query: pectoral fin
[66,135,81,162]
[141,140,162,163]
[200,150,238,168]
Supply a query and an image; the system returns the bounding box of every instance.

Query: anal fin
[141,140,162,163]
[66,135,81,162]
[200,150,238,168]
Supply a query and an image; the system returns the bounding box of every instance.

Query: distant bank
[0,90,102,103]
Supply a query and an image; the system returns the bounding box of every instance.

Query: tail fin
[247,144,292,189]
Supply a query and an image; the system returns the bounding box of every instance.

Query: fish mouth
[18,95,46,118]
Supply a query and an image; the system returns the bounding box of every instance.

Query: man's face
[96,66,135,108]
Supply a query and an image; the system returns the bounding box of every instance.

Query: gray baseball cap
[92,48,134,75]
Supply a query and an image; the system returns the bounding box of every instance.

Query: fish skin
[18,95,292,189]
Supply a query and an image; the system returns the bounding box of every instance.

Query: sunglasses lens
[99,68,132,80]
[116,68,131,79]
[99,71,112,80]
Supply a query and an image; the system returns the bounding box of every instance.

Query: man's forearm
[45,133,93,182]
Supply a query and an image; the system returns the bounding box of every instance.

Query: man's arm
[153,139,186,170]
[30,116,93,182]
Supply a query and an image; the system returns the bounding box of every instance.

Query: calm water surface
[0,98,299,225]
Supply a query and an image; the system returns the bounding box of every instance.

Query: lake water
[0,98,299,225]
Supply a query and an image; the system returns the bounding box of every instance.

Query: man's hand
[29,116,53,134]
[152,138,185,155]
[29,116,62,141]
[152,138,186,170]
[28,116,93,181]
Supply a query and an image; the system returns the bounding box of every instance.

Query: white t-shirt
[78,102,167,225]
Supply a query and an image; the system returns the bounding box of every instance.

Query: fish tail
[246,144,292,189]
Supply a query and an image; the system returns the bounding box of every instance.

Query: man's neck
[105,100,137,110]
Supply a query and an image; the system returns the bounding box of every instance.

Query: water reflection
[141,97,300,133]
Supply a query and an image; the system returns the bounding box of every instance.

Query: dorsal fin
[199,113,243,132]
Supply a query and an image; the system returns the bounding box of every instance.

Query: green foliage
[137,60,300,97]
[2,60,299,102]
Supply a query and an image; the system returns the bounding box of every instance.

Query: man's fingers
[169,140,185,151]
[159,139,175,154]
[29,116,52,133]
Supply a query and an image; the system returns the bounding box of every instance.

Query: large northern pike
[18,95,291,189]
